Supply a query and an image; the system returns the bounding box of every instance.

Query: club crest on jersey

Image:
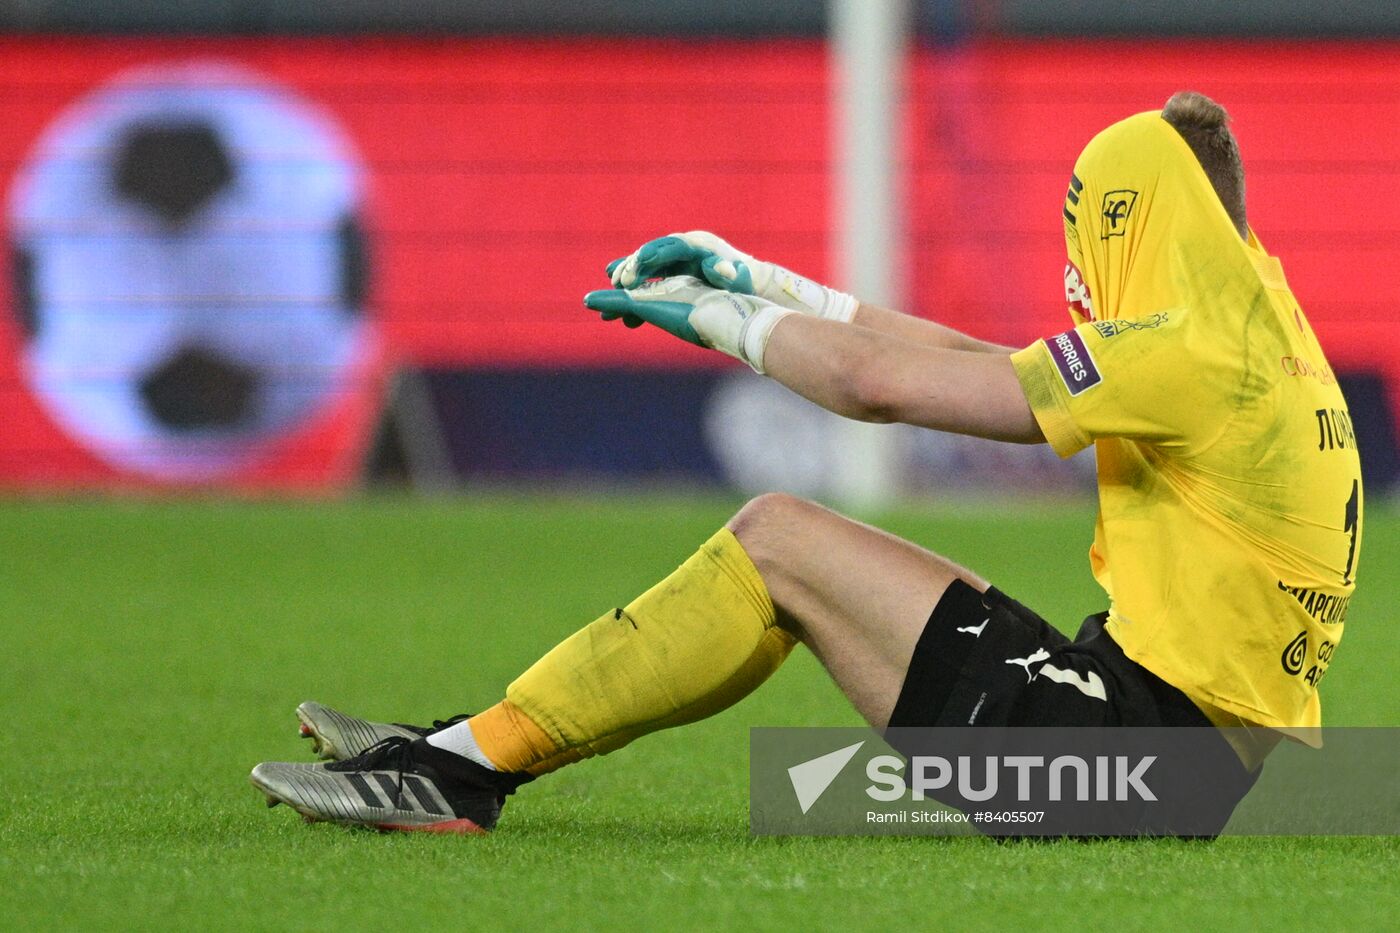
[1064,262,1093,319]
[1045,329,1101,396]
[1100,189,1139,238]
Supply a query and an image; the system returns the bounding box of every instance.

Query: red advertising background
[1,37,1397,486]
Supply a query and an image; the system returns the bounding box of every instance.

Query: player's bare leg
[728,493,987,728]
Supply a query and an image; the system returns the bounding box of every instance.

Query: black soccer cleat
[251,736,533,834]
[296,700,471,762]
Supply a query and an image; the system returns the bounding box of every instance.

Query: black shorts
[888,580,1259,836]
[889,580,1214,730]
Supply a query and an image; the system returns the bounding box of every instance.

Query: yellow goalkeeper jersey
[1011,111,1362,734]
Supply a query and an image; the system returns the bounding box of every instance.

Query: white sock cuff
[424,718,498,770]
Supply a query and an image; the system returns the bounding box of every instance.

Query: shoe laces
[389,713,473,736]
[328,736,415,808]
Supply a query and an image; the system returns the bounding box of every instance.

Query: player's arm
[850,302,1016,354]
[762,314,1040,441]
[584,277,1042,444]
[607,231,1012,353]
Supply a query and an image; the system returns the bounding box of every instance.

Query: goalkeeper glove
[584,276,794,374]
[606,231,858,323]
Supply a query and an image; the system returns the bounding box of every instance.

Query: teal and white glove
[606,231,858,324]
[584,276,795,374]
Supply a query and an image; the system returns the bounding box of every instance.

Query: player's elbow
[844,364,902,424]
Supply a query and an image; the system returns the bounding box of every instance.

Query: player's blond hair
[1162,91,1247,238]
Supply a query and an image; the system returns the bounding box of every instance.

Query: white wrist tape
[766,266,859,323]
[738,305,796,374]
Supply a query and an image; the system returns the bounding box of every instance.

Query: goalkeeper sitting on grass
[251,92,1362,835]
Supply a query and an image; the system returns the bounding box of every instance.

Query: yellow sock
[472,528,795,773]
[466,700,564,774]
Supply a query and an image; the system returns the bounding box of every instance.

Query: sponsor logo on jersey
[1280,355,1337,385]
[1091,312,1168,339]
[1064,262,1094,319]
[1100,189,1139,238]
[1280,630,1308,675]
[1277,627,1335,688]
[1045,329,1102,396]
[1277,581,1351,626]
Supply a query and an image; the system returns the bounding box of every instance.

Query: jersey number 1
[1343,479,1359,586]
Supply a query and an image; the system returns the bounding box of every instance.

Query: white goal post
[828,0,912,510]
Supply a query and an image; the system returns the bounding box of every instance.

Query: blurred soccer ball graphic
[9,61,371,480]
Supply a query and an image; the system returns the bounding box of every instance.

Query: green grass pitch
[2,494,1396,930]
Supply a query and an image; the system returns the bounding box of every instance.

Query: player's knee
[727,493,814,570]
[728,492,806,535]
